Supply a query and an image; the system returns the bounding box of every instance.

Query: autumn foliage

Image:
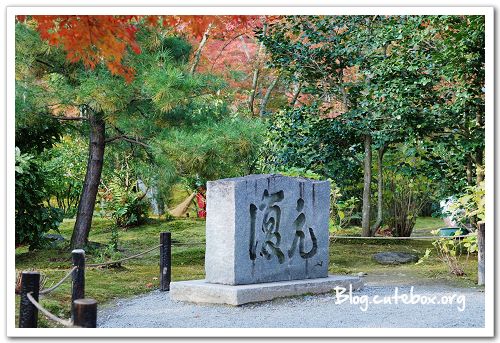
[17,15,141,82]
[16,15,259,82]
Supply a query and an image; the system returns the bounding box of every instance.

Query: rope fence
[39,266,77,295]
[330,234,473,240]
[86,241,205,268]
[172,242,205,246]
[17,232,174,328]
[87,244,162,267]
[26,292,76,328]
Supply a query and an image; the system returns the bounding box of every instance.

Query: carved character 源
[249,189,285,264]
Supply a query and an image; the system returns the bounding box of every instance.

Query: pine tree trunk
[71,110,105,249]
[361,134,372,237]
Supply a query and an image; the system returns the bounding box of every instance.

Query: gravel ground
[98,282,484,328]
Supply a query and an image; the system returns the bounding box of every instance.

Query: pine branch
[105,135,150,148]
[35,59,55,70]
[50,115,87,121]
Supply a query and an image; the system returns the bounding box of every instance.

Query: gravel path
[98,282,484,328]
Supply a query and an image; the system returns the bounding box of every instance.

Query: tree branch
[259,74,280,116]
[50,115,87,121]
[105,135,150,148]
[190,23,213,75]
[35,58,56,70]
[290,80,302,106]
[209,32,250,72]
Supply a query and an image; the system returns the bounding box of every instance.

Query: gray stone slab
[372,252,419,265]
[170,275,363,306]
[205,174,330,285]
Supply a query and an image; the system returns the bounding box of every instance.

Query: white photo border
[4,4,495,338]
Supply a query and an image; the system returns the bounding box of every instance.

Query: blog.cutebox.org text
[333,285,466,312]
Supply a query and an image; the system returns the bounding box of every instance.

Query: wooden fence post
[71,249,85,319]
[478,221,485,286]
[73,298,97,328]
[19,271,40,328]
[160,232,171,291]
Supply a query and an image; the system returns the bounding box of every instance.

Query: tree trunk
[259,75,280,116]
[475,147,484,185]
[466,156,474,186]
[248,22,267,115]
[475,111,485,185]
[477,221,485,285]
[71,110,105,249]
[238,36,252,62]
[189,23,213,75]
[370,143,387,235]
[361,134,372,237]
[290,81,302,106]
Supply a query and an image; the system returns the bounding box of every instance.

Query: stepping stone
[372,252,418,265]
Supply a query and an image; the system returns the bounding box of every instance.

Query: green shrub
[41,137,87,218]
[383,144,436,237]
[15,148,63,250]
[101,175,150,228]
[448,181,485,227]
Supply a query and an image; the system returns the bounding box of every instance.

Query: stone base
[170,275,363,306]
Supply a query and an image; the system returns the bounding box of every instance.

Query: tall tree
[260,15,445,236]
[249,19,267,115]
[16,20,227,248]
[429,16,485,187]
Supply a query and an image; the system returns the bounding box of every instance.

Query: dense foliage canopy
[14,14,485,247]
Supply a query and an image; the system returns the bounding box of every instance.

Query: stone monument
[170,174,362,305]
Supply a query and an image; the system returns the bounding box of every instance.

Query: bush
[258,106,363,201]
[100,175,150,228]
[382,144,436,237]
[384,173,429,237]
[417,229,477,276]
[41,137,87,218]
[15,148,63,249]
[447,181,485,228]
[114,197,150,228]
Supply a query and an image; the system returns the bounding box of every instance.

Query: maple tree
[15,15,261,249]
[191,16,287,116]
[16,15,283,116]
[16,15,259,82]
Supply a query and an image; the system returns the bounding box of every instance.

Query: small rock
[44,233,65,241]
[372,252,418,265]
[43,233,66,248]
[357,272,368,277]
